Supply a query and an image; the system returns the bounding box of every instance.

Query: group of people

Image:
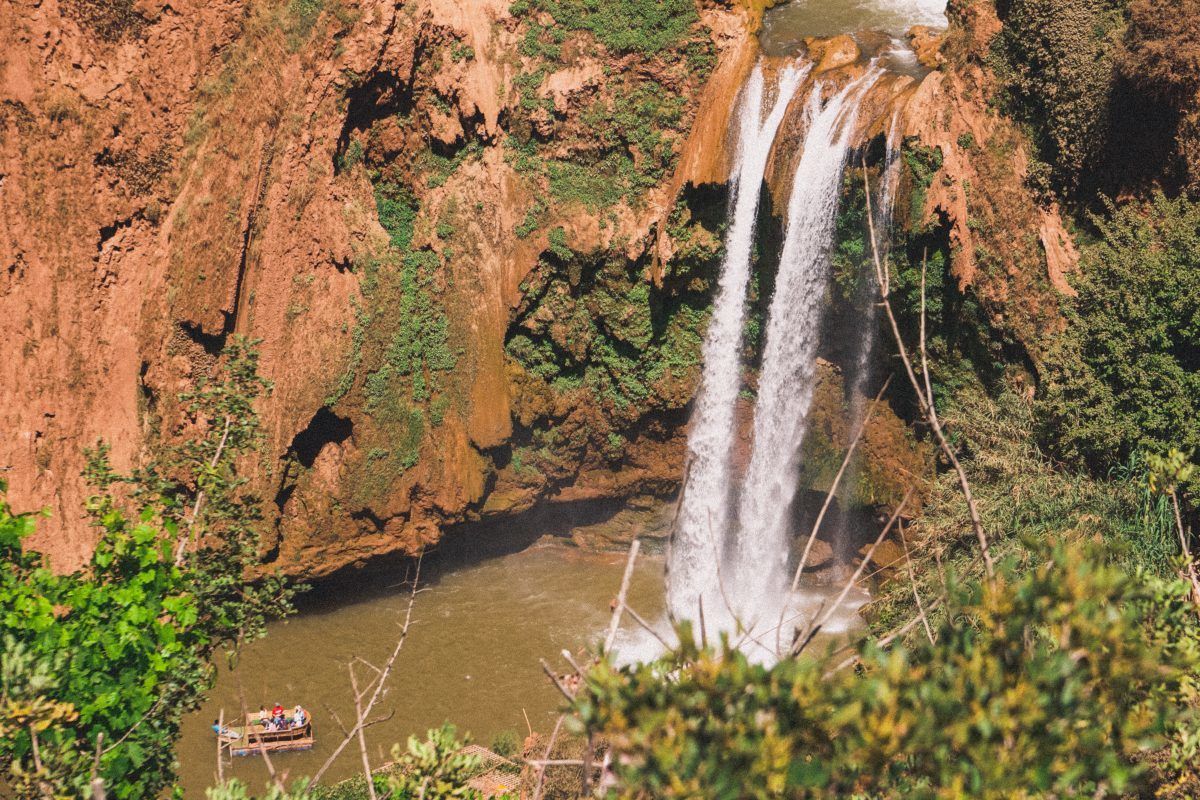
[258,703,307,732]
[211,703,308,739]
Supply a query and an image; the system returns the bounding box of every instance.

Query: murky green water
[177,538,666,797]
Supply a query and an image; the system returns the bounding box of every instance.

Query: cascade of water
[668,62,806,622]
[832,111,903,561]
[732,70,880,604]
[852,113,902,403]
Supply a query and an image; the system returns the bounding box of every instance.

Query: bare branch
[540,659,576,702]
[90,733,106,800]
[777,375,893,653]
[350,668,379,800]
[312,554,423,786]
[604,539,641,653]
[532,714,566,800]
[862,163,995,578]
[663,458,694,628]
[898,520,935,644]
[1170,490,1200,607]
[792,489,913,656]
[174,415,232,566]
[215,710,224,786]
[623,605,674,651]
[102,695,165,755]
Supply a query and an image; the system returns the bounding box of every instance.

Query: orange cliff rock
[0,0,756,576]
[898,2,1078,356]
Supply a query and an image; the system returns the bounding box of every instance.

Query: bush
[1039,194,1200,495]
[575,541,1200,798]
[490,729,521,758]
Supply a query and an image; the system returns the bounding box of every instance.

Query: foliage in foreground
[575,542,1200,799]
[210,724,497,800]
[0,338,299,799]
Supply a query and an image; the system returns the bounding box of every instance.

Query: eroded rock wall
[0,0,755,576]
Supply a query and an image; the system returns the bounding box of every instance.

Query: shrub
[1039,194,1200,495]
[576,541,1200,798]
[490,729,521,758]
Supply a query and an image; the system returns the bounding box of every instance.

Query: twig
[532,714,566,800]
[29,725,42,774]
[90,733,106,800]
[862,164,995,578]
[561,649,585,677]
[216,710,225,785]
[792,489,912,656]
[350,668,378,800]
[777,376,893,654]
[604,540,641,653]
[825,595,946,675]
[623,605,674,651]
[1170,490,1200,607]
[540,659,575,702]
[898,520,935,644]
[312,555,422,786]
[663,458,693,627]
[174,415,232,566]
[102,696,164,755]
[877,595,945,648]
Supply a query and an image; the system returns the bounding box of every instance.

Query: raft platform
[219,712,314,757]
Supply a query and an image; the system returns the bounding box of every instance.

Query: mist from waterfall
[668,61,805,623]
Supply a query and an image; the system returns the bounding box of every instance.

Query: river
[177,532,666,796]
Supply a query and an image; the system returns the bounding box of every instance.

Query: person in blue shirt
[212,720,240,739]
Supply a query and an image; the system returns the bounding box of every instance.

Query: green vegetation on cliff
[989,0,1128,194]
[510,0,698,55]
[325,181,460,503]
[1040,194,1200,495]
[504,0,713,240]
[503,195,722,481]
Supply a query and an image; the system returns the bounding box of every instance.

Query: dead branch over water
[862,162,995,579]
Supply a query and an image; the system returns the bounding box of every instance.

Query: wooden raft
[219,712,315,757]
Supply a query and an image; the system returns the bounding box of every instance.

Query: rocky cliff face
[0,0,1081,578]
[0,0,759,576]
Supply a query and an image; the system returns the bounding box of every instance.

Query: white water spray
[668,62,805,622]
[731,72,879,607]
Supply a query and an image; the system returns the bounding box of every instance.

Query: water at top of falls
[759,0,947,61]
[731,70,880,615]
[667,62,806,624]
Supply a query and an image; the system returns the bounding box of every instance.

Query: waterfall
[657,56,891,663]
[668,62,805,622]
[831,112,903,562]
[732,71,878,604]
